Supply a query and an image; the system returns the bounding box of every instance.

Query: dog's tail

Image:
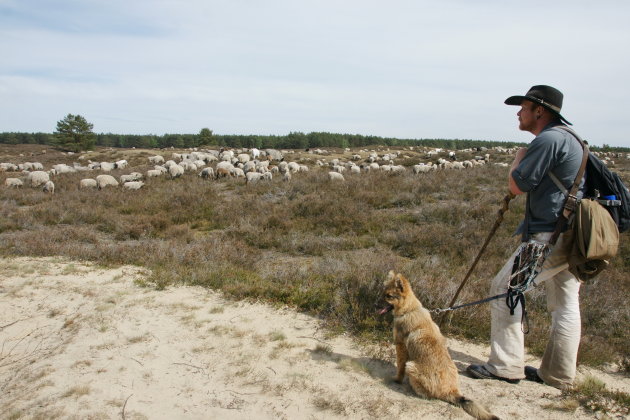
[452,395,500,420]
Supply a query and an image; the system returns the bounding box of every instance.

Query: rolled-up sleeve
[510,132,557,193]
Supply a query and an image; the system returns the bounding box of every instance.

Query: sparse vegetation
[0,143,628,376]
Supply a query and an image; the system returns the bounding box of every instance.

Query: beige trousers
[484,232,581,389]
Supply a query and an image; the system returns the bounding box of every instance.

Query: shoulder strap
[549,126,589,245]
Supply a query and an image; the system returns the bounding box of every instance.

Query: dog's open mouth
[377,303,394,315]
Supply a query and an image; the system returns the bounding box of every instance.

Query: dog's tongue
[377,306,392,315]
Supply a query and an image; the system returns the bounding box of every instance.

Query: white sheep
[26,170,50,187]
[246,172,263,183]
[169,164,185,179]
[328,171,345,181]
[42,180,55,194]
[282,171,292,182]
[146,169,163,178]
[199,167,215,179]
[52,163,75,174]
[123,181,144,190]
[115,159,128,169]
[79,178,98,189]
[120,172,143,183]
[4,177,23,188]
[148,155,165,164]
[0,162,18,172]
[100,162,115,172]
[96,174,119,189]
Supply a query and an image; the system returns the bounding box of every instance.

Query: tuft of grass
[562,375,630,416]
[60,385,91,398]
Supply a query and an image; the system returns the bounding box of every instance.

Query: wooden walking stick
[439,192,516,329]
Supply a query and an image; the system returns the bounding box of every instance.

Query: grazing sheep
[123,181,144,190]
[115,159,128,169]
[199,167,215,179]
[169,164,185,179]
[148,155,165,164]
[100,162,115,172]
[232,167,245,178]
[146,169,163,178]
[52,164,75,174]
[216,167,232,178]
[27,171,50,187]
[4,177,23,188]
[246,172,263,183]
[282,171,292,182]
[0,162,19,172]
[96,174,119,189]
[328,171,345,181]
[120,172,143,183]
[42,180,55,194]
[79,178,98,189]
[237,153,251,163]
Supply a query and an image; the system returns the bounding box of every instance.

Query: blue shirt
[511,123,585,234]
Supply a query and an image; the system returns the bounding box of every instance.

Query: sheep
[146,169,163,178]
[282,171,292,182]
[148,155,165,164]
[100,162,115,172]
[232,167,245,178]
[0,162,18,172]
[123,181,144,190]
[169,164,185,179]
[251,148,261,159]
[115,159,128,169]
[199,167,215,179]
[237,153,251,163]
[79,178,98,189]
[4,177,23,188]
[328,171,345,181]
[52,163,75,174]
[42,180,55,194]
[120,172,143,183]
[96,174,119,189]
[246,172,263,184]
[26,171,50,187]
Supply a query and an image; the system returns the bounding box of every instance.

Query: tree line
[1,114,626,152]
[0,130,535,151]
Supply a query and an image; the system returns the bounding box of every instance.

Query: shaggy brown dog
[379,271,499,420]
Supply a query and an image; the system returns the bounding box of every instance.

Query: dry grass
[1,143,629,373]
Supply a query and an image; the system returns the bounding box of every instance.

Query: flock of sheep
[2,145,625,194]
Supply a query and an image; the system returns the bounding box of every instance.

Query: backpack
[582,153,630,233]
[549,126,625,281]
[552,126,630,233]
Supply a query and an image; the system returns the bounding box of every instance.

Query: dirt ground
[1,256,628,420]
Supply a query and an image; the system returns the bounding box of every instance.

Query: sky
[1,0,629,147]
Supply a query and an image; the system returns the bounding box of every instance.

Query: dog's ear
[395,273,410,293]
[387,270,396,281]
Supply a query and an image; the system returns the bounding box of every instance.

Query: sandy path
[1,257,627,419]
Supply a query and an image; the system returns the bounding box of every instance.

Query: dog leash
[439,192,516,328]
[429,293,507,314]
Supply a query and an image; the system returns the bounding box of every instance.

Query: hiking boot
[466,364,520,384]
[524,365,544,384]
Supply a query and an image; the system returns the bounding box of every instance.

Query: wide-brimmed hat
[505,85,572,125]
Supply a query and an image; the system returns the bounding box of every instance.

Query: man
[467,85,584,389]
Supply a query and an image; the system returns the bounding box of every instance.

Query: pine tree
[53,114,96,152]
